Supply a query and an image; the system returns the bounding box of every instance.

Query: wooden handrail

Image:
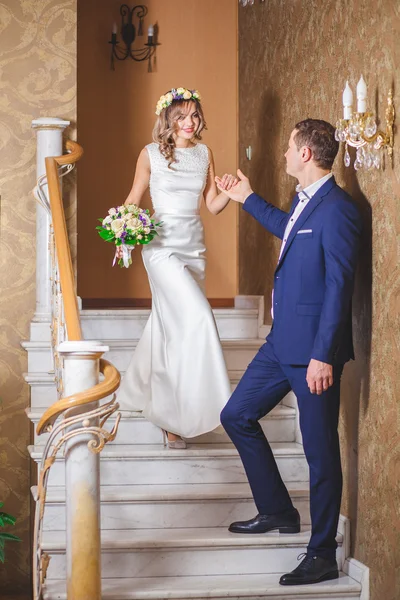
[41,138,121,433]
[45,140,84,341]
[37,359,121,435]
[56,139,84,166]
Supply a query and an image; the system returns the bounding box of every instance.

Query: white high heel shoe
[162,430,187,449]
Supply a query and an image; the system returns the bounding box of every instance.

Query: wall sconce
[108,4,159,71]
[335,76,395,170]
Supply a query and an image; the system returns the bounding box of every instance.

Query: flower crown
[155,88,201,116]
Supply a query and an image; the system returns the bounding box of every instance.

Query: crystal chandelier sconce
[239,0,265,6]
[108,4,158,71]
[335,76,395,171]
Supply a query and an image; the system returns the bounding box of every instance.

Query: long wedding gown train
[117,142,231,438]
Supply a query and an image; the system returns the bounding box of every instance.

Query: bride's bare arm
[203,148,237,216]
[124,148,151,206]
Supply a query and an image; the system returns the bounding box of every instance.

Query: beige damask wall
[239,2,399,599]
[0,1,76,595]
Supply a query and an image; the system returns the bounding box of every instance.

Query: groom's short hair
[294,119,339,170]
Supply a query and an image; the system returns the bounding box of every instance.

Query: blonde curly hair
[152,99,207,168]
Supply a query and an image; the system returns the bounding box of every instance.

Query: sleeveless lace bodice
[146,142,209,214]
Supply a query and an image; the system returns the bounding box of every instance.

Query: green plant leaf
[0,533,21,542]
[0,513,16,526]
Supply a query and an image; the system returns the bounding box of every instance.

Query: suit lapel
[276,176,336,271]
[287,193,301,218]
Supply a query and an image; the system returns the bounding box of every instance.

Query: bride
[117,87,237,448]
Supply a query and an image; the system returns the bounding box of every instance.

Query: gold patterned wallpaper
[239,2,399,599]
[0,0,398,596]
[0,0,76,595]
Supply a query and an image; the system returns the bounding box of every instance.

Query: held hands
[215,173,239,194]
[215,169,253,204]
[306,359,333,395]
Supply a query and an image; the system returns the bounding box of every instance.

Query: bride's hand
[215,169,253,204]
[215,173,239,192]
[115,245,123,259]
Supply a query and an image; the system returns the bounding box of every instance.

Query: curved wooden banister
[42,137,121,429]
[45,140,84,341]
[56,139,84,166]
[37,359,121,435]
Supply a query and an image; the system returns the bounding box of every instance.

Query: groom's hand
[215,169,253,204]
[216,173,239,192]
[306,359,333,395]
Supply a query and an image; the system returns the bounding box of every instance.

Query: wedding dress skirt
[117,143,231,438]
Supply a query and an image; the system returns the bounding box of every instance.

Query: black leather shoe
[279,554,339,586]
[228,508,300,534]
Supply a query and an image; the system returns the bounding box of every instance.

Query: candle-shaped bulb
[356,75,367,113]
[147,24,154,45]
[112,22,117,35]
[342,81,353,120]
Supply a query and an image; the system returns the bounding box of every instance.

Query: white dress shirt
[272,172,333,319]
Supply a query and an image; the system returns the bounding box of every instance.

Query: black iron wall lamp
[108,4,159,71]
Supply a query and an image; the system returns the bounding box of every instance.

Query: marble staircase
[24,297,368,599]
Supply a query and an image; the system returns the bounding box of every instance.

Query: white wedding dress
[117,142,231,438]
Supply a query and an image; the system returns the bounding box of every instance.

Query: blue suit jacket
[243,176,362,365]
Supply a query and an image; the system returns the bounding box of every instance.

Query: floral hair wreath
[155,87,201,115]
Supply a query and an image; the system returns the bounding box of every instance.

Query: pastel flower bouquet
[97,204,162,268]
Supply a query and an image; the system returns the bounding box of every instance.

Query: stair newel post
[58,340,109,600]
[31,117,70,320]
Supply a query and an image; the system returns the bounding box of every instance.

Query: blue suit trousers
[221,330,343,560]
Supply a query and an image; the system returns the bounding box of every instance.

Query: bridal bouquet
[97,204,162,268]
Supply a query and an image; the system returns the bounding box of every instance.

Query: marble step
[22,338,264,374]
[32,482,311,531]
[25,368,244,409]
[29,442,308,487]
[80,302,264,341]
[28,297,265,343]
[28,403,297,446]
[42,525,346,580]
[43,572,362,600]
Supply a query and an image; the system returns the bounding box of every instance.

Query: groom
[216,119,362,586]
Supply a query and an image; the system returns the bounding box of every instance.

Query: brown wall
[77,0,238,301]
[239,2,399,599]
[0,1,77,596]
